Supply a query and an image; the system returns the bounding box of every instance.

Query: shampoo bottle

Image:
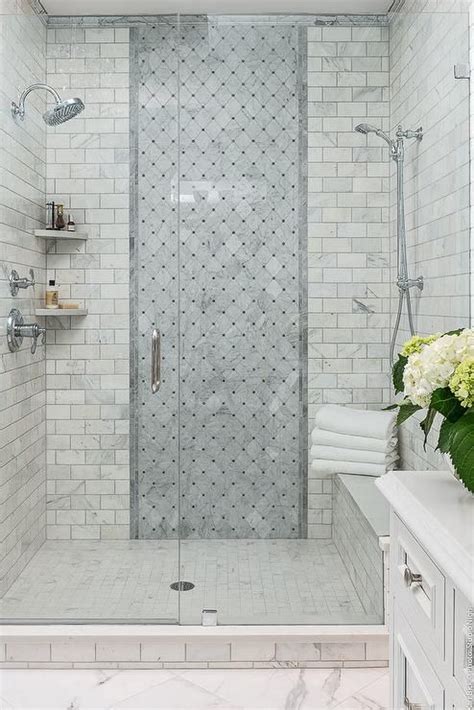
[45,280,59,309]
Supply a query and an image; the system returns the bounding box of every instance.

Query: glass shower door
[131,17,181,623]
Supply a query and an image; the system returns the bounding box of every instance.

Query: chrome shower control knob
[7,308,24,351]
[6,308,46,354]
[9,268,35,296]
[404,566,422,588]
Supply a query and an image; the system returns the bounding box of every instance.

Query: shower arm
[12,83,62,120]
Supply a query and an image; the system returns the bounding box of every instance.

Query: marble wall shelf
[34,230,88,240]
[35,309,88,317]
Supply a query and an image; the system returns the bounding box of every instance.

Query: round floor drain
[170,581,195,592]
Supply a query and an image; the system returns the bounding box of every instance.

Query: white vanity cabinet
[376,470,473,710]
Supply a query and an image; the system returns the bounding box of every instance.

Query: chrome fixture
[151,328,161,393]
[454,63,471,79]
[7,308,46,354]
[355,122,424,363]
[9,268,35,297]
[201,609,218,626]
[11,83,85,126]
[404,566,422,589]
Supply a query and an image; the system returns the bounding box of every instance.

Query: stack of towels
[310,404,398,477]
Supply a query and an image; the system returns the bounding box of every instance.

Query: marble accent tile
[5,643,50,663]
[130,18,306,540]
[185,643,231,662]
[95,642,140,662]
[140,642,185,662]
[231,641,276,662]
[320,643,365,661]
[275,643,321,661]
[365,638,390,661]
[51,641,95,662]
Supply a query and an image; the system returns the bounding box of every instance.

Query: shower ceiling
[42,0,392,15]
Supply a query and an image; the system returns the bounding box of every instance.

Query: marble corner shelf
[35,308,88,317]
[34,230,88,240]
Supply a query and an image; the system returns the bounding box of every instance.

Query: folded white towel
[310,444,398,467]
[314,404,396,441]
[311,459,394,477]
[311,428,397,454]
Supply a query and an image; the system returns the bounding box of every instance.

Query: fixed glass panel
[176,15,316,625]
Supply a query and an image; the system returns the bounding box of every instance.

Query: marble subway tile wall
[390,1,471,470]
[45,25,130,540]
[0,0,47,594]
[306,25,391,538]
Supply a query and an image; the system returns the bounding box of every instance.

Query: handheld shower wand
[354,123,424,364]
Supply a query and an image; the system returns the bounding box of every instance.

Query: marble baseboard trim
[0,633,389,668]
[0,624,388,638]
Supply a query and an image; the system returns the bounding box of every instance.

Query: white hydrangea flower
[403,329,474,408]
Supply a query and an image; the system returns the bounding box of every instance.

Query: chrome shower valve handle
[6,308,46,354]
[25,322,46,354]
[9,268,35,296]
[396,275,424,292]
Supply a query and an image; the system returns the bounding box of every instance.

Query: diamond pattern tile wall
[131,19,306,539]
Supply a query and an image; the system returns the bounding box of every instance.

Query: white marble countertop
[376,470,474,602]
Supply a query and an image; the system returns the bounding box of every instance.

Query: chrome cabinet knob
[404,566,422,588]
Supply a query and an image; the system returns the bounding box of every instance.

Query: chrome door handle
[404,566,422,588]
[151,328,161,393]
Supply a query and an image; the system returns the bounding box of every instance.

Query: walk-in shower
[355,123,424,363]
[0,1,471,635]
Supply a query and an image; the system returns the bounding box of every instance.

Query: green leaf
[437,418,455,453]
[420,407,436,450]
[446,411,474,493]
[383,404,399,411]
[393,355,408,394]
[430,387,465,423]
[444,328,464,336]
[396,402,421,425]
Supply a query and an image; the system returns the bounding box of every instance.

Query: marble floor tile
[0,539,381,625]
[0,668,390,709]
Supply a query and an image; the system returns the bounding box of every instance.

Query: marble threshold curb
[0,625,388,669]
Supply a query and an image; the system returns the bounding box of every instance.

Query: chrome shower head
[43,97,85,126]
[354,123,373,134]
[12,83,85,126]
[354,122,394,149]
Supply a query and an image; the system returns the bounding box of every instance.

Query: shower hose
[388,147,417,365]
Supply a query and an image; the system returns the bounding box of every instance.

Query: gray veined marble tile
[130,19,307,540]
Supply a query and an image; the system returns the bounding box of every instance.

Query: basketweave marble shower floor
[0,539,378,624]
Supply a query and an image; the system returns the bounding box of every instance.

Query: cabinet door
[392,514,445,660]
[393,608,445,710]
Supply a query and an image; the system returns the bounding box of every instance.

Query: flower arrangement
[390,328,474,493]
